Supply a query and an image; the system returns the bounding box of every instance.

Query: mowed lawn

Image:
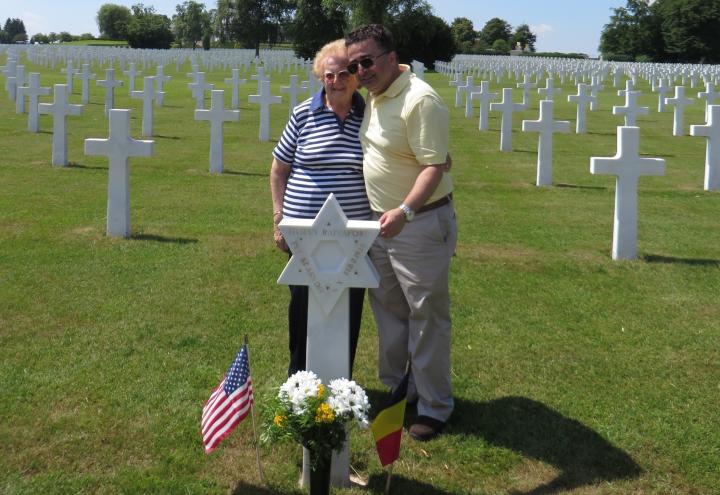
[0,51,718,494]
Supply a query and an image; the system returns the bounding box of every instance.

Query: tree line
[450,17,536,55]
[600,0,720,63]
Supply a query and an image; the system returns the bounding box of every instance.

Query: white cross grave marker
[38,84,83,167]
[690,104,720,191]
[697,82,719,122]
[665,86,694,136]
[590,126,665,260]
[188,72,214,110]
[613,90,649,126]
[280,74,304,117]
[248,79,282,142]
[588,75,603,111]
[568,83,596,134]
[522,99,570,186]
[97,68,124,117]
[277,193,379,487]
[490,87,525,152]
[470,81,498,131]
[195,90,240,174]
[516,74,537,108]
[652,78,671,112]
[61,59,78,95]
[538,77,561,102]
[14,65,26,113]
[123,62,141,95]
[154,65,171,106]
[22,73,50,133]
[75,63,96,104]
[85,109,154,238]
[224,68,247,110]
[131,76,162,137]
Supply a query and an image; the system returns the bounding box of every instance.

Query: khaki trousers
[369,201,457,422]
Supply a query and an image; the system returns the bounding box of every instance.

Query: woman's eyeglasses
[323,70,350,82]
[347,51,389,75]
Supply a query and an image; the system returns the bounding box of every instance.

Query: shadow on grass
[68,162,108,170]
[154,134,182,140]
[223,169,269,177]
[586,131,615,136]
[367,474,457,494]
[131,233,199,244]
[643,254,720,266]
[555,183,607,190]
[452,396,642,495]
[231,481,301,495]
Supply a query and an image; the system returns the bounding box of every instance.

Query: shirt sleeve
[273,108,301,164]
[405,94,449,166]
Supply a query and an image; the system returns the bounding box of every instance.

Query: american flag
[201,344,254,454]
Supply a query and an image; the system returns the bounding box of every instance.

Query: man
[345,24,457,441]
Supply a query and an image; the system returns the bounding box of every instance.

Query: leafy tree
[80,33,95,40]
[58,31,75,42]
[389,0,455,68]
[30,33,50,44]
[3,18,27,42]
[656,0,720,63]
[599,0,661,61]
[213,0,237,45]
[479,17,511,46]
[491,38,510,53]
[292,0,346,60]
[126,4,174,49]
[231,0,293,55]
[173,1,211,48]
[512,23,536,51]
[0,31,9,44]
[451,17,476,54]
[96,4,132,39]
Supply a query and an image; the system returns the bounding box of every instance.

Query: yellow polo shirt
[360,65,453,213]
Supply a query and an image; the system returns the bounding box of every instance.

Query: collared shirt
[360,65,452,213]
[273,89,371,219]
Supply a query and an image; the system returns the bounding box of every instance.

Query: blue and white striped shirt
[273,89,371,220]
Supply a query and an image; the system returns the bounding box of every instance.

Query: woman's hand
[273,213,289,253]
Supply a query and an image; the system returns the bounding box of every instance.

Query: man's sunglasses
[347,51,389,75]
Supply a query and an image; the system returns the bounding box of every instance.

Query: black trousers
[287,284,365,378]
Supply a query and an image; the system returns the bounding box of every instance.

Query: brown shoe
[409,415,445,441]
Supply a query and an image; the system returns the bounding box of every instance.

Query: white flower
[279,370,321,414]
[328,378,370,428]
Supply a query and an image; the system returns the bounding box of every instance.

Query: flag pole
[384,464,394,495]
[244,335,265,484]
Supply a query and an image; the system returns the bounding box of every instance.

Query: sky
[3,0,627,58]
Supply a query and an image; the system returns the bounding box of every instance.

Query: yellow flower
[273,414,286,428]
[317,384,325,398]
[315,403,335,423]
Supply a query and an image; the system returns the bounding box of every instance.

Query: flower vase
[308,450,331,495]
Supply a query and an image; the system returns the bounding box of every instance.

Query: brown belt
[417,193,452,214]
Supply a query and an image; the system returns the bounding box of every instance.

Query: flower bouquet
[262,370,369,493]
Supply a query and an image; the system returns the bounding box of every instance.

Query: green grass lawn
[1,53,718,494]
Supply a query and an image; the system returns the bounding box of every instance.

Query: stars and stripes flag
[201,344,254,454]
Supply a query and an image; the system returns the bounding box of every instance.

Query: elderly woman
[270,39,370,377]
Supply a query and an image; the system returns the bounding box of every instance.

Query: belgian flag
[370,371,410,467]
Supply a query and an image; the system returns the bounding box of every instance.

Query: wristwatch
[399,203,415,222]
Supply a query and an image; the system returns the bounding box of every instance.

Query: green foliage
[480,17,512,46]
[491,38,510,54]
[230,0,294,56]
[451,17,476,54]
[58,31,75,42]
[126,4,174,49]
[599,0,720,63]
[390,1,456,68]
[292,0,346,60]
[96,4,132,40]
[3,17,26,41]
[173,1,211,48]
[30,33,50,44]
[512,23,536,52]
[656,0,720,63]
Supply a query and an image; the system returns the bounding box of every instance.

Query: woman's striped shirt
[273,89,371,220]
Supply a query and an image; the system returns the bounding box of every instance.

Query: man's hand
[379,208,407,238]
